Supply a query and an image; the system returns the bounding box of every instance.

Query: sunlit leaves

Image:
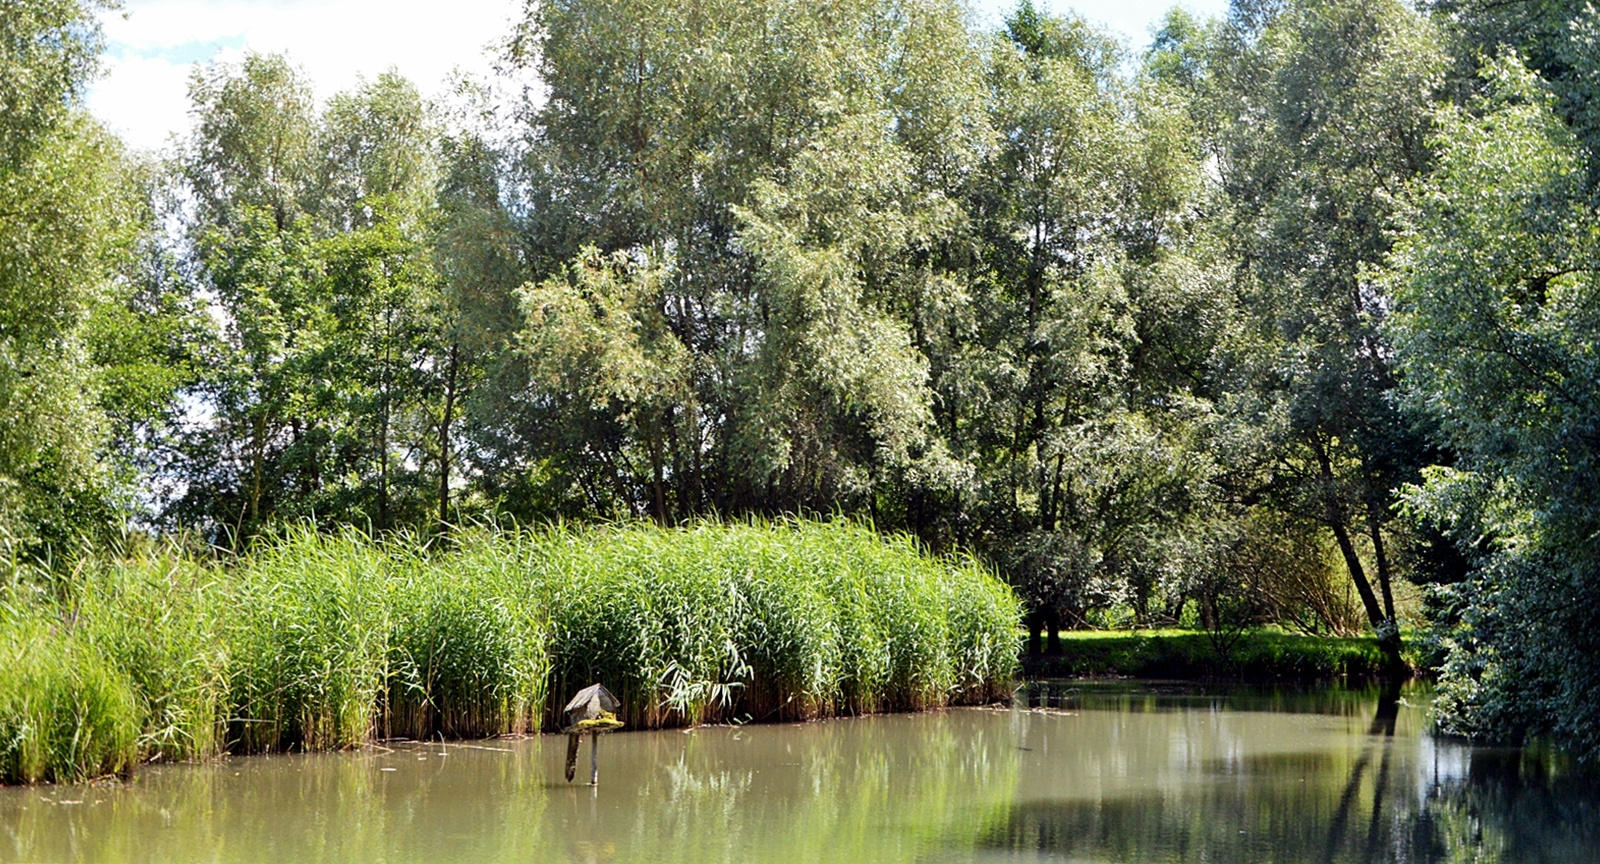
[1385,55,1600,754]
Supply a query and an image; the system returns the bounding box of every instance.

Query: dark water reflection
[0,682,1594,863]
[986,681,1598,864]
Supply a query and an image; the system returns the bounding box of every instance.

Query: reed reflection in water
[0,683,1595,863]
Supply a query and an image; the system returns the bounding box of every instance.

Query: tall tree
[930,3,1233,644]
[175,57,444,538]
[1386,56,1600,758]
[431,85,527,530]
[175,53,320,537]
[497,0,987,521]
[0,0,154,553]
[1159,0,1445,667]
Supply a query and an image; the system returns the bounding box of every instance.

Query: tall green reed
[67,550,229,762]
[224,527,391,752]
[385,531,548,739]
[0,608,139,783]
[531,519,1018,727]
[0,517,1018,784]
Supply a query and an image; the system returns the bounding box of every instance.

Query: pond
[1,682,1595,863]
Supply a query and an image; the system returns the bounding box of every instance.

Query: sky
[86,0,1229,153]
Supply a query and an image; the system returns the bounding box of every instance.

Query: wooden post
[563,684,622,785]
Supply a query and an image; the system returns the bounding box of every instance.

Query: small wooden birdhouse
[562,683,623,785]
[563,683,621,728]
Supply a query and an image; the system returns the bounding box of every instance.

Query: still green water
[1,683,1593,863]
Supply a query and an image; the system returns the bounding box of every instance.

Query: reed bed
[66,551,229,763]
[0,609,140,783]
[0,520,1019,784]
[384,533,548,740]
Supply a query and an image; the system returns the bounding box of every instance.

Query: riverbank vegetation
[4,0,1600,762]
[1021,630,1393,681]
[0,521,1017,783]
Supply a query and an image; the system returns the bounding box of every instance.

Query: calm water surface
[2,682,1595,863]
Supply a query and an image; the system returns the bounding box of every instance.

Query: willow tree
[174,57,446,537]
[1157,0,1446,666]
[1387,57,1600,758]
[495,0,986,521]
[919,4,1237,640]
[0,0,154,553]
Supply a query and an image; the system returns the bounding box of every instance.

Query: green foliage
[17,0,1600,765]
[1433,0,1600,181]
[0,0,111,168]
[385,534,548,739]
[0,606,140,784]
[1385,55,1600,758]
[1143,0,1448,667]
[89,0,1429,669]
[1024,630,1390,680]
[0,112,149,553]
[530,520,1016,726]
[491,0,989,521]
[171,56,452,538]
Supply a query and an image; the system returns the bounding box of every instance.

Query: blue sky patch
[108,35,247,65]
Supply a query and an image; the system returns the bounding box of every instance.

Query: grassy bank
[0,520,1019,784]
[1019,630,1390,680]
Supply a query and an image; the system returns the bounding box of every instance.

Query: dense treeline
[2,0,1599,757]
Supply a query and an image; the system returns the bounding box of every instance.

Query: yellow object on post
[562,684,624,785]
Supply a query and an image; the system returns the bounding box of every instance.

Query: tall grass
[225,529,392,752]
[529,521,1018,726]
[67,550,229,762]
[0,606,140,783]
[0,519,1019,783]
[384,532,548,740]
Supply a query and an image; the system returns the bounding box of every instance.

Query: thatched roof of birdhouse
[564,683,620,716]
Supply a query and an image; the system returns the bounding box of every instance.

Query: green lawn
[1021,629,1391,680]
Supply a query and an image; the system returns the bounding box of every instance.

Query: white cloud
[87,0,1228,153]
[88,0,525,152]
[90,53,198,152]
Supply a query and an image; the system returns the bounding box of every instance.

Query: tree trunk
[1366,498,1405,674]
[1366,498,1397,623]
[690,399,704,517]
[1312,437,1404,674]
[437,342,459,534]
[377,308,393,533]
[249,412,265,530]
[1328,512,1383,628]
[649,413,667,524]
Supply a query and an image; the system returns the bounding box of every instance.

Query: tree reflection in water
[985,682,1600,864]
